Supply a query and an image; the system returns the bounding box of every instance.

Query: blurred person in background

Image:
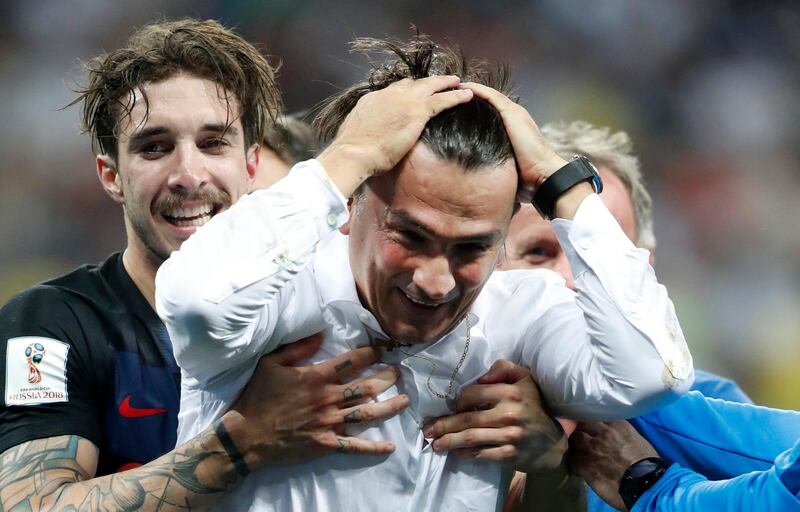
[254,112,317,189]
[0,19,404,511]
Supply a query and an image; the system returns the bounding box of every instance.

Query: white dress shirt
[156,160,693,511]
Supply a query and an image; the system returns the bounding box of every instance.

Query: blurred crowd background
[2,0,799,408]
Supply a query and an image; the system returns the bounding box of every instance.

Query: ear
[495,243,507,269]
[339,196,354,235]
[246,143,260,185]
[97,155,124,204]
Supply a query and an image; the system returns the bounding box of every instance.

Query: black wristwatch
[618,456,669,510]
[531,155,603,220]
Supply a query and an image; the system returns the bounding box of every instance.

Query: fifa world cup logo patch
[25,342,46,384]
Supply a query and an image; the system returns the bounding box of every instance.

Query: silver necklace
[393,314,472,400]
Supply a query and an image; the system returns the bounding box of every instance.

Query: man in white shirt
[156,36,694,511]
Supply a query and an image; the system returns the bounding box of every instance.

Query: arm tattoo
[0,427,245,511]
[342,386,362,402]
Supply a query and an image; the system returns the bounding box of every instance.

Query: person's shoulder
[43,253,123,303]
[0,255,123,342]
[2,264,105,314]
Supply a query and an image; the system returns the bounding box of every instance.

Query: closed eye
[523,245,555,264]
[453,242,492,261]
[395,228,425,246]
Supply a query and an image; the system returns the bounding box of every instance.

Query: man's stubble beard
[126,204,172,264]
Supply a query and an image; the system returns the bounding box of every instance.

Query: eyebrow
[201,123,239,137]
[127,123,240,148]
[127,126,170,148]
[387,208,502,244]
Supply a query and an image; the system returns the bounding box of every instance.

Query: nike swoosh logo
[118,394,167,418]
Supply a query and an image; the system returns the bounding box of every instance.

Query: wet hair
[263,112,317,165]
[71,18,281,161]
[315,33,515,172]
[542,121,655,248]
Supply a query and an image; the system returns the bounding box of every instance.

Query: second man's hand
[222,334,409,471]
[459,82,592,219]
[423,360,566,473]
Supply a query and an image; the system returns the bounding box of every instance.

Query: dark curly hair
[71,18,281,161]
[315,33,516,171]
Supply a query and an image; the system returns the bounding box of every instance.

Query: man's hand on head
[459,82,593,219]
[317,75,473,198]
[222,334,409,470]
[569,420,660,511]
[423,359,567,473]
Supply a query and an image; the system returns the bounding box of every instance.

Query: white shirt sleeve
[155,160,348,383]
[518,193,694,420]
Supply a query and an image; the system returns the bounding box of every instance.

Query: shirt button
[326,213,338,226]
[579,239,593,250]
[359,313,370,323]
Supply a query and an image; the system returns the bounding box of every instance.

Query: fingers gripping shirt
[156,159,694,511]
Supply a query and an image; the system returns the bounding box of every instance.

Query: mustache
[154,188,232,212]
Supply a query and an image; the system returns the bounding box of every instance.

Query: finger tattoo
[335,360,353,373]
[336,438,350,453]
[342,386,362,402]
[343,410,362,423]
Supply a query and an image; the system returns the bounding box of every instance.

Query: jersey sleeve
[0,286,104,455]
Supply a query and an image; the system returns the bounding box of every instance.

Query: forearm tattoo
[0,426,245,511]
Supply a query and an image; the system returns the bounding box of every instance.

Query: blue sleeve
[589,372,755,512]
[629,391,800,480]
[690,369,752,404]
[633,440,800,511]
[776,439,800,498]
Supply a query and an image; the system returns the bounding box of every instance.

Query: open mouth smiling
[162,203,221,227]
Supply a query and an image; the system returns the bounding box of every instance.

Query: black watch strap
[531,156,603,219]
[619,456,669,510]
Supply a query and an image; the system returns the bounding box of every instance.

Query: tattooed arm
[0,424,242,511]
[0,336,408,511]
